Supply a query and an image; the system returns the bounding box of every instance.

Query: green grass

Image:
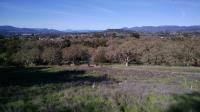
[0,65,200,112]
[111,64,200,73]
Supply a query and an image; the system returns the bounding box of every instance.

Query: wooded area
[1,37,200,67]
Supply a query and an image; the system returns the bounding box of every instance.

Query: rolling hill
[0,26,62,33]
[123,25,200,32]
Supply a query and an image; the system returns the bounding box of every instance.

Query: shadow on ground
[167,92,200,112]
[0,66,110,87]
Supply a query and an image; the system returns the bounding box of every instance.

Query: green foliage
[42,47,62,65]
[13,48,41,66]
[167,92,200,112]
[0,34,5,39]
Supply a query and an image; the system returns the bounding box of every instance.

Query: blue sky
[0,0,200,30]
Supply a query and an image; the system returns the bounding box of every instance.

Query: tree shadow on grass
[0,66,115,110]
[167,92,200,112]
[0,66,110,87]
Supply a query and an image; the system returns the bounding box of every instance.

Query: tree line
[0,37,200,67]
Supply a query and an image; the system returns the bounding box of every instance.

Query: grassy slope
[0,65,200,112]
[111,64,200,73]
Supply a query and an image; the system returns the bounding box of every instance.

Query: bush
[62,45,91,65]
[92,47,107,64]
[41,47,62,65]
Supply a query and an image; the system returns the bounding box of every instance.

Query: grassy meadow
[0,65,200,112]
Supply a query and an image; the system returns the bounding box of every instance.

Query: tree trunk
[125,57,129,67]
[126,62,129,67]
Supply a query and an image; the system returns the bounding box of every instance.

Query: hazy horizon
[0,0,200,30]
[2,25,200,31]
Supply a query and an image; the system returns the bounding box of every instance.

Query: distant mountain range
[0,26,103,33]
[0,25,200,33]
[123,25,200,32]
[0,26,61,33]
[63,29,102,33]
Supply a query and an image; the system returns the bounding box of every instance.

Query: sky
[0,0,200,30]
